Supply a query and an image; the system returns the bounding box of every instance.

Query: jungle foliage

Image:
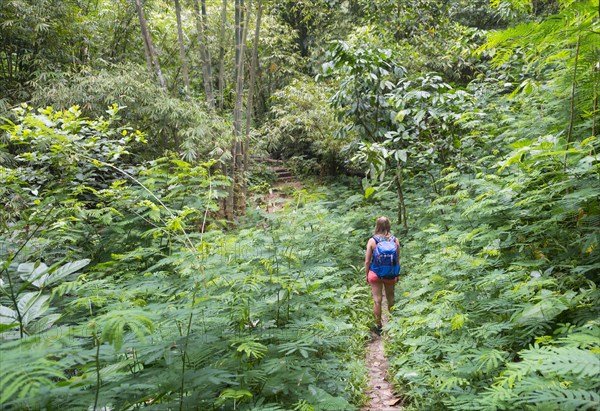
[0,106,376,410]
[1,0,599,410]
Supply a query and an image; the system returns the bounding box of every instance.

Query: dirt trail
[362,298,403,411]
[251,158,303,212]
[260,162,402,409]
[263,179,304,213]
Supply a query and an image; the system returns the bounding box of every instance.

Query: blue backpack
[370,235,400,279]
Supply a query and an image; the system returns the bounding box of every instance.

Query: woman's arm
[364,238,375,281]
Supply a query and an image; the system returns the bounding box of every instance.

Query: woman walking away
[364,216,400,335]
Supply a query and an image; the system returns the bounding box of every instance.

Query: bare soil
[262,180,304,212]
[361,298,403,410]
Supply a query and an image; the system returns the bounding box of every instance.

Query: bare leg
[383,281,395,312]
[370,281,384,327]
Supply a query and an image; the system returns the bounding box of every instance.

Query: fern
[0,357,65,406]
[517,346,600,378]
[96,309,155,351]
[520,388,600,410]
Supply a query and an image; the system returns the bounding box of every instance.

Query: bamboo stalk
[174,0,190,93]
[218,0,227,111]
[193,0,215,108]
[242,0,263,210]
[134,0,166,89]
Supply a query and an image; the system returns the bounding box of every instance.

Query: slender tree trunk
[7,50,13,81]
[565,36,581,168]
[201,0,214,90]
[231,0,251,214]
[218,0,227,111]
[136,0,154,73]
[242,0,263,204]
[395,166,408,229]
[174,0,190,94]
[0,51,6,80]
[193,0,215,109]
[135,0,166,89]
[226,0,241,219]
[173,129,181,152]
[567,37,581,143]
[592,62,598,138]
[593,92,598,138]
[221,162,229,219]
[233,0,241,84]
[226,142,235,220]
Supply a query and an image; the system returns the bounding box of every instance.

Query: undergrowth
[0,107,379,410]
[386,129,600,410]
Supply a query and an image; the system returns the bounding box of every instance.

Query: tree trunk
[136,0,154,73]
[395,166,408,229]
[201,0,215,101]
[174,0,190,94]
[226,0,241,218]
[218,0,227,111]
[7,49,13,81]
[233,0,241,84]
[593,91,598,138]
[231,0,251,214]
[242,0,263,204]
[226,142,235,220]
[173,129,181,152]
[193,0,215,109]
[565,36,581,168]
[134,0,166,89]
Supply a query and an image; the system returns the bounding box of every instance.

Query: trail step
[272,166,293,181]
[251,156,295,182]
[276,171,292,178]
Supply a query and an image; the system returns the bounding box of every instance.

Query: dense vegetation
[1,0,599,410]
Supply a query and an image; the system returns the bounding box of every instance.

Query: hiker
[364,216,400,334]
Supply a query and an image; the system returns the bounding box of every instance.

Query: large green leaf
[18,259,90,288]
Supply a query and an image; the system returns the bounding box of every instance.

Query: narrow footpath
[362,299,403,411]
[261,159,303,212]
[259,160,403,409]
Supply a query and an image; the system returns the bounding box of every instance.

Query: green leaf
[0,305,17,325]
[395,149,408,163]
[51,259,90,281]
[18,262,49,288]
[96,310,154,350]
[18,259,89,288]
[219,388,253,401]
[18,292,49,326]
[514,299,568,324]
[0,322,18,332]
[451,314,466,331]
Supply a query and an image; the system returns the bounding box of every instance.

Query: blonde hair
[373,216,391,238]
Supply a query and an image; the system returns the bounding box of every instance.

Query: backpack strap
[373,235,395,243]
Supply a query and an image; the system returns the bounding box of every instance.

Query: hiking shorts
[367,270,399,285]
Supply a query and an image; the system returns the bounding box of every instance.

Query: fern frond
[519,346,600,378]
[521,387,600,410]
[0,359,65,405]
[96,309,155,351]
